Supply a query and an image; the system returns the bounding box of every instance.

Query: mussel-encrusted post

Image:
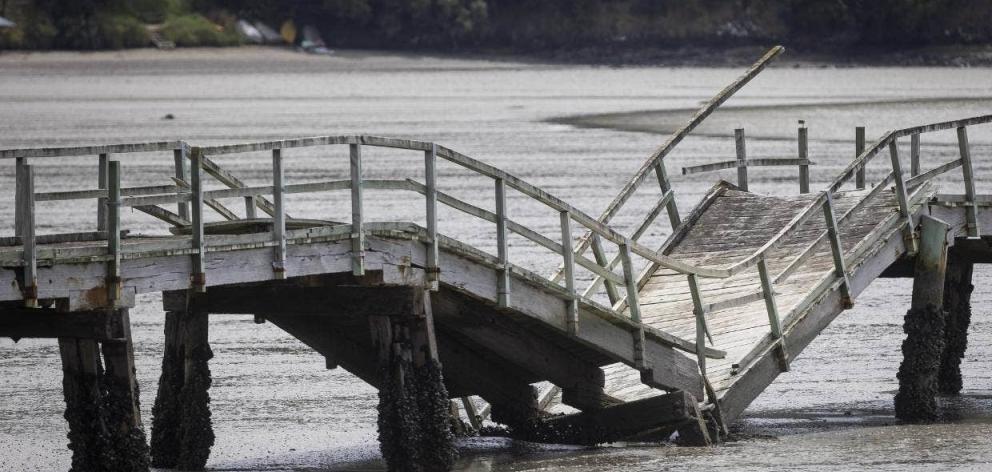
[150,293,214,470]
[58,308,149,472]
[938,257,974,394]
[895,215,950,422]
[371,287,456,472]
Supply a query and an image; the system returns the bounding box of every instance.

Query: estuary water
[1,47,992,471]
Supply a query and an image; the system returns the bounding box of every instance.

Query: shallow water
[1,47,992,471]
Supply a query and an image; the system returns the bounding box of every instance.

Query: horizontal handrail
[0,141,184,159]
[682,158,813,175]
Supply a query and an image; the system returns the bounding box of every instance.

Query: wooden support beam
[590,235,620,305]
[938,257,973,395]
[530,391,701,446]
[654,161,681,228]
[58,337,110,471]
[99,308,150,469]
[855,126,866,189]
[895,215,951,422]
[0,308,119,340]
[734,128,748,191]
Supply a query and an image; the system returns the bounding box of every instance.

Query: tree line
[2,0,991,50]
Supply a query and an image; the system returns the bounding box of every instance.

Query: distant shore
[3,43,992,68]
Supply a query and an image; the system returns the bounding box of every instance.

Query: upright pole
[350,143,365,276]
[190,147,206,292]
[425,144,439,290]
[97,153,110,231]
[734,128,748,191]
[16,160,37,307]
[798,120,810,194]
[855,127,866,189]
[272,149,286,279]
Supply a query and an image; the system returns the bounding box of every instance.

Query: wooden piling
[100,308,151,471]
[59,337,112,471]
[150,298,214,470]
[371,288,456,472]
[938,257,974,395]
[895,215,950,422]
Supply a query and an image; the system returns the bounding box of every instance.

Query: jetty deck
[2,46,991,471]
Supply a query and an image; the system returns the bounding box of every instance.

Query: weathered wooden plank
[534,391,696,444]
[736,129,748,191]
[107,161,122,302]
[190,147,206,291]
[906,159,962,189]
[910,132,921,177]
[16,162,37,307]
[957,126,980,238]
[272,149,287,279]
[350,143,365,276]
[494,178,510,307]
[0,141,181,159]
[425,144,440,290]
[855,126,866,189]
[798,121,810,194]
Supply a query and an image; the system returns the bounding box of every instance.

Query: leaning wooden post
[350,143,365,276]
[494,178,510,307]
[619,240,646,371]
[271,148,287,279]
[910,133,921,177]
[757,256,789,371]
[823,192,853,308]
[190,147,206,292]
[97,153,110,231]
[956,127,980,238]
[106,161,122,303]
[798,120,810,194]
[16,160,37,308]
[174,146,190,222]
[889,139,918,254]
[425,144,440,290]
[687,274,711,374]
[734,128,748,191]
[654,161,682,229]
[895,215,950,422]
[855,127,866,189]
[560,211,578,335]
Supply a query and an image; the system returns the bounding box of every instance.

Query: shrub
[160,14,240,46]
[93,14,150,49]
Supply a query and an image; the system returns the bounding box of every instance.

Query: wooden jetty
[2,46,991,471]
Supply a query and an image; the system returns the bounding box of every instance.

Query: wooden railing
[3,135,737,363]
[680,123,815,193]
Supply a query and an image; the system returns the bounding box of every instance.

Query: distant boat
[253,21,283,44]
[0,16,15,28]
[236,19,264,44]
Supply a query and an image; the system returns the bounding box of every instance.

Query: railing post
[889,139,918,254]
[174,146,190,222]
[16,159,37,308]
[350,143,365,276]
[910,133,921,177]
[654,161,681,229]
[619,240,646,370]
[244,196,258,219]
[107,160,122,303]
[956,127,980,238]
[190,147,206,292]
[97,153,110,231]
[823,192,853,308]
[798,120,810,194]
[425,144,440,290]
[687,274,711,377]
[272,148,287,279]
[855,126,866,189]
[560,210,578,335]
[735,128,748,191]
[757,256,789,371]
[494,178,510,307]
[590,235,620,305]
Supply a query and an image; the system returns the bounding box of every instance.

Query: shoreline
[3,43,992,68]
